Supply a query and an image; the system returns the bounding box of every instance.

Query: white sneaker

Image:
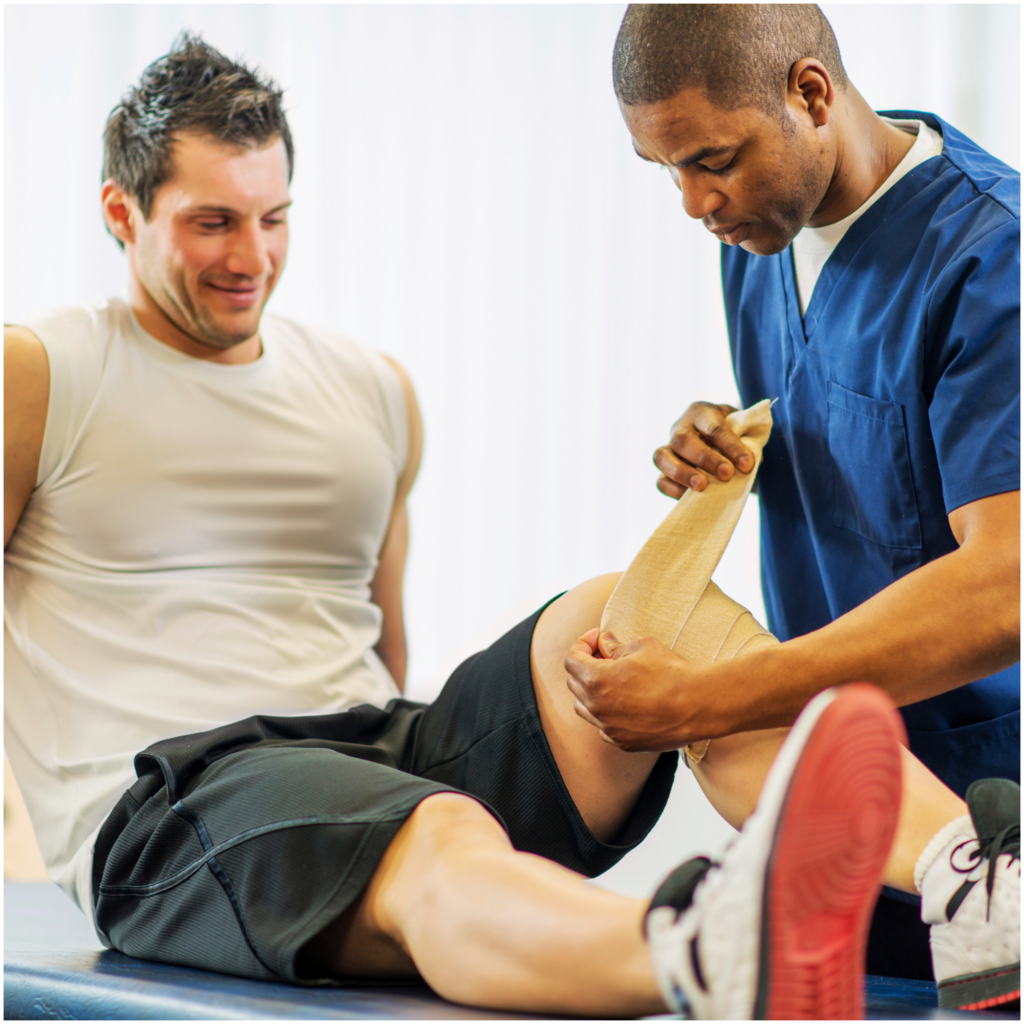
[646,684,904,1020]
[922,778,1020,1010]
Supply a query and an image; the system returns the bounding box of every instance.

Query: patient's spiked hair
[102,31,293,240]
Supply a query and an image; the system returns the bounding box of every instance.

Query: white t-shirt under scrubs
[792,117,945,314]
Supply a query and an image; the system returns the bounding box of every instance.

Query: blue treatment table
[4,882,1019,1020]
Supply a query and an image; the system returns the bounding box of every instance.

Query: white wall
[5,4,1019,898]
[822,3,1020,170]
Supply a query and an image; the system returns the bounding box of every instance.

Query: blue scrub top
[721,111,1020,799]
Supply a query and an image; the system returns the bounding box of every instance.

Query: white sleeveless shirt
[4,298,406,925]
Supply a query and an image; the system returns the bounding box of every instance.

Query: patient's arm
[370,356,423,691]
[4,326,49,548]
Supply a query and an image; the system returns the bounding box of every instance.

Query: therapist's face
[622,87,830,256]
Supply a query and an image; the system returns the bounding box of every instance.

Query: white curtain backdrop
[5,4,1019,897]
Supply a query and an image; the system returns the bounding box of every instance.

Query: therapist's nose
[679,177,727,221]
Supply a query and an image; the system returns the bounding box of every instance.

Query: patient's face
[130,132,292,352]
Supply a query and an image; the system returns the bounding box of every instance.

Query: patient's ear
[101,180,137,247]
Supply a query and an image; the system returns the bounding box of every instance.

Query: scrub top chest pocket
[826,381,923,551]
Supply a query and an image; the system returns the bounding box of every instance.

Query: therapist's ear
[788,58,835,128]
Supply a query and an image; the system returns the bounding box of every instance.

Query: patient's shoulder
[14,298,129,377]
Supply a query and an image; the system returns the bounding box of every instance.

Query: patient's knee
[532,572,623,670]
[404,793,509,858]
[691,727,790,828]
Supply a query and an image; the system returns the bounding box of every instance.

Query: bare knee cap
[406,793,507,850]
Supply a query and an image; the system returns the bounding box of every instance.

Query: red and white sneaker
[646,684,905,1019]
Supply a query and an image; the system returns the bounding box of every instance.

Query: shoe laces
[952,823,1021,921]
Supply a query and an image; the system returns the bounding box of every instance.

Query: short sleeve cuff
[943,472,1021,516]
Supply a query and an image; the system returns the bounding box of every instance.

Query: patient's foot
[919,778,1020,1011]
[645,684,904,1019]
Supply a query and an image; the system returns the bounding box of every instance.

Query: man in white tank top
[5,30,1015,1019]
[2,32,695,1015]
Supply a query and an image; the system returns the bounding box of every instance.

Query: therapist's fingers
[572,698,604,731]
[655,402,753,496]
[656,473,687,500]
[686,403,754,473]
[653,446,701,495]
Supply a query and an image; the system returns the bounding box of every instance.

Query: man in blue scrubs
[566,4,1019,986]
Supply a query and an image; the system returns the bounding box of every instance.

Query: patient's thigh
[531,573,662,842]
[690,727,790,830]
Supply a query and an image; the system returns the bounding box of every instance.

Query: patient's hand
[654,401,754,499]
[564,628,720,752]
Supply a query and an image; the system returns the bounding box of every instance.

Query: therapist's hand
[655,401,755,498]
[564,628,720,751]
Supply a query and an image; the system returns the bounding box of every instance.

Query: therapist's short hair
[103,31,293,234]
[612,4,848,116]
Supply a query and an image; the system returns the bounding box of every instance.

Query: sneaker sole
[755,684,906,1020]
[937,963,1020,1010]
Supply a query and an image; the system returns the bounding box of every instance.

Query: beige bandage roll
[600,399,780,764]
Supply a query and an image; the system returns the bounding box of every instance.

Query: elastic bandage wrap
[913,814,976,895]
[600,400,778,765]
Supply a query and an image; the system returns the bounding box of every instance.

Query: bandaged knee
[600,400,779,765]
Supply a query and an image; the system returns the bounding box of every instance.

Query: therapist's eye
[702,157,738,176]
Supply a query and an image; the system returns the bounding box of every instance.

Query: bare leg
[693,725,968,893]
[531,571,968,889]
[884,749,970,893]
[300,574,668,1012]
[535,573,969,893]
[306,793,664,1016]
[530,572,661,841]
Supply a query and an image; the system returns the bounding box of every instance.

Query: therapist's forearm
[566,493,1018,749]
[717,536,1020,734]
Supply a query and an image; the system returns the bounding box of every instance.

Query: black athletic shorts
[92,597,679,984]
